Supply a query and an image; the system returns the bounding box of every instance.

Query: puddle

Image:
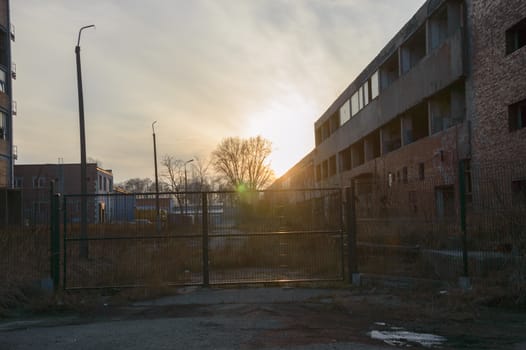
[369,322,446,348]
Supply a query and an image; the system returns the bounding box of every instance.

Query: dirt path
[1,286,525,349]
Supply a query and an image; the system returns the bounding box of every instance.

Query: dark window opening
[509,98,526,132]
[351,141,364,168]
[512,179,526,207]
[315,164,322,182]
[401,25,426,74]
[380,51,399,91]
[419,163,425,180]
[329,156,337,177]
[329,112,340,134]
[382,118,402,154]
[322,160,328,180]
[0,30,7,67]
[429,5,448,50]
[402,102,429,145]
[402,167,408,184]
[435,185,455,218]
[506,17,526,55]
[430,89,452,134]
[364,130,381,161]
[315,128,321,146]
[339,147,352,172]
[0,111,6,139]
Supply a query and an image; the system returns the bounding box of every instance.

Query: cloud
[12,0,426,181]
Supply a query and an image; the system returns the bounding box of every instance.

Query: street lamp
[184,159,194,216]
[75,24,95,258]
[152,121,160,232]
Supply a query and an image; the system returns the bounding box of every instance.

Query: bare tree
[211,136,274,190]
[116,178,153,193]
[192,156,212,192]
[161,155,186,214]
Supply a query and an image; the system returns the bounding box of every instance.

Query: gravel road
[1,286,525,349]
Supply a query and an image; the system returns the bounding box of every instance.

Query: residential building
[0,0,13,188]
[14,163,114,224]
[0,0,18,226]
[275,0,526,220]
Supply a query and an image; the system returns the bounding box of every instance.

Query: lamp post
[152,121,160,233]
[184,159,194,216]
[75,24,95,258]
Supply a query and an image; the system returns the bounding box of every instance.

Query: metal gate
[61,189,344,290]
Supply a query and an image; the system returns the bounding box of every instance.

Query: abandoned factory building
[274,0,526,221]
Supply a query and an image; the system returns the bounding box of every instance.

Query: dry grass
[0,226,51,316]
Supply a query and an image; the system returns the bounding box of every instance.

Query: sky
[11,0,425,183]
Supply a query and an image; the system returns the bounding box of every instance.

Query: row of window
[315,1,463,147]
[14,175,113,191]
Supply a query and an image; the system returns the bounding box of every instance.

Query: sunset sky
[12,0,425,183]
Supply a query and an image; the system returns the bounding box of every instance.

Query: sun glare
[244,93,316,179]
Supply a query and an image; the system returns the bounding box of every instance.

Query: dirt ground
[1,284,525,349]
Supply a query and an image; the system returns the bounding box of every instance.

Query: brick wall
[470,0,526,168]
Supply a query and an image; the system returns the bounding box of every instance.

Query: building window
[14,177,23,188]
[0,111,6,139]
[512,179,526,206]
[435,185,455,218]
[340,100,351,126]
[402,167,408,184]
[506,17,526,55]
[370,70,379,100]
[32,176,46,189]
[329,156,337,177]
[0,69,6,93]
[0,30,6,67]
[315,164,321,182]
[351,91,359,117]
[418,163,425,180]
[509,98,526,131]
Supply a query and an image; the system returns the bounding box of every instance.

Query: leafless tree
[116,178,153,193]
[211,136,274,190]
[191,156,212,192]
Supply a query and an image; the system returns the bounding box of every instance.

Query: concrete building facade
[275,0,526,220]
[0,0,14,188]
[14,163,114,224]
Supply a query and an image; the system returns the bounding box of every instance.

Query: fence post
[346,181,358,284]
[49,182,60,290]
[202,192,209,287]
[63,196,68,290]
[458,160,470,289]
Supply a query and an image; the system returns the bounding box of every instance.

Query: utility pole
[75,24,94,258]
[152,121,160,233]
[184,159,194,216]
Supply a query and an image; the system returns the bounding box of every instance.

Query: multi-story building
[276,0,526,220]
[0,0,18,226]
[0,0,14,188]
[14,163,114,224]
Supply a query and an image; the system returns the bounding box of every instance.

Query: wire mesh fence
[350,161,526,292]
[62,189,344,289]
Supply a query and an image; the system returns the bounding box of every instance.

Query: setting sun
[243,90,318,178]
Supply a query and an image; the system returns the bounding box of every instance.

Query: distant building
[275,0,526,219]
[0,0,18,226]
[14,163,114,224]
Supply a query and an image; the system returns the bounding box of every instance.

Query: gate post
[346,181,359,284]
[458,160,470,289]
[202,192,209,286]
